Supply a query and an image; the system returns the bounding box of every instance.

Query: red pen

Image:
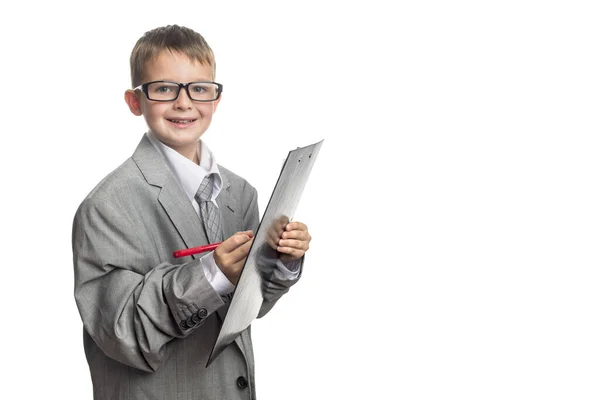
[173,242,222,258]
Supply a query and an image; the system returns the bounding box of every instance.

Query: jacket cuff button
[186,317,196,328]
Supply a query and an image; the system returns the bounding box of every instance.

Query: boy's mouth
[167,118,197,125]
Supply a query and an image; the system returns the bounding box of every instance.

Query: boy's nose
[173,88,193,109]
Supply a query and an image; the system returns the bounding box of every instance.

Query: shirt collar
[146,131,223,204]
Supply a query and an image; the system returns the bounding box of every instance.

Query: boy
[72,25,311,400]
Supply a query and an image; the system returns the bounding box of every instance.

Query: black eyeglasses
[134,81,223,102]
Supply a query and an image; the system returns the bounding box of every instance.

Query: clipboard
[207,139,323,366]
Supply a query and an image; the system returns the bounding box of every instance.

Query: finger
[285,221,307,232]
[267,226,280,244]
[266,231,278,250]
[219,232,253,252]
[281,229,311,241]
[278,239,309,251]
[226,238,254,264]
[276,216,290,229]
[270,220,285,239]
[235,230,254,238]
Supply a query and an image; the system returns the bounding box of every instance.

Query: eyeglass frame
[134,80,224,102]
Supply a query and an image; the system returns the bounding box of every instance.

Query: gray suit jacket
[72,135,300,400]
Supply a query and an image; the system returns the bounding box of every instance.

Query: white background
[1,0,599,398]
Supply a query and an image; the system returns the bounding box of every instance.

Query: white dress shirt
[146,132,300,295]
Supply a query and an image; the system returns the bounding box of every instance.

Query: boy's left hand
[277,221,311,263]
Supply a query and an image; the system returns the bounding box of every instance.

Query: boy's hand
[214,231,253,285]
[277,222,311,263]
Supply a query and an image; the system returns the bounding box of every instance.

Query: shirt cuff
[273,258,301,281]
[201,251,235,295]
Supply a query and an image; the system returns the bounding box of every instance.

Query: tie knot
[195,174,214,202]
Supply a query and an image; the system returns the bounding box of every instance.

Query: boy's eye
[190,85,207,93]
[154,85,176,93]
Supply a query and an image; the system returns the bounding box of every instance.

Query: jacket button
[236,376,248,389]
[193,308,206,323]
[179,320,189,330]
[186,317,195,328]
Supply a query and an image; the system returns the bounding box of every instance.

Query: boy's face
[125,50,220,163]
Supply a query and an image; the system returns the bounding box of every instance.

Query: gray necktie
[195,174,223,244]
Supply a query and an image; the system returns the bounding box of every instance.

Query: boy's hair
[130,25,216,88]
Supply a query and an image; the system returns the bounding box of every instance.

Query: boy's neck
[168,143,200,165]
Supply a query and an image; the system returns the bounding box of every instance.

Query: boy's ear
[124,90,143,116]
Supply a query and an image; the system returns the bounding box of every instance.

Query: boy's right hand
[214,231,254,285]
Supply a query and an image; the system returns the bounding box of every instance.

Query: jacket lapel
[158,179,209,260]
[215,171,239,240]
[131,135,209,260]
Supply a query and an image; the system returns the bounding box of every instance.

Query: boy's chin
[154,129,204,141]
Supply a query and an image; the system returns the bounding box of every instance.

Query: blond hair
[129,25,216,87]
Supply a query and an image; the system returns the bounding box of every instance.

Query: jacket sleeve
[72,196,226,373]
